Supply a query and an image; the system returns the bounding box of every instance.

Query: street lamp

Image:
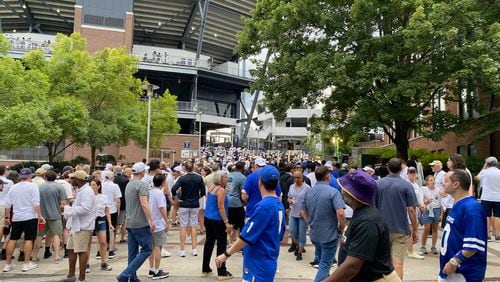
[331,136,343,160]
[196,105,202,155]
[142,83,159,164]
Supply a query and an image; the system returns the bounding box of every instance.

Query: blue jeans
[289,216,307,247]
[117,226,152,282]
[312,238,338,282]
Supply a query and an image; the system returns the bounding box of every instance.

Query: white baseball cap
[132,162,146,174]
[255,157,267,167]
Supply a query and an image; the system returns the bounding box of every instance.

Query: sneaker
[496,236,500,242]
[191,249,198,256]
[18,251,25,262]
[431,247,438,255]
[296,253,303,261]
[177,250,186,257]
[152,270,170,280]
[287,245,296,253]
[3,263,16,272]
[96,251,101,259]
[218,271,232,281]
[309,260,319,269]
[44,251,52,259]
[108,251,116,259]
[161,249,172,257]
[420,246,428,254]
[85,264,90,273]
[202,270,213,277]
[22,261,38,272]
[64,249,69,258]
[101,263,112,271]
[408,251,424,260]
[488,236,493,242]
[148,270,155,278]
[0,249,6,260]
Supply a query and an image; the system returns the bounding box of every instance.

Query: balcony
[176,101,237,126]
[4,33,55,56]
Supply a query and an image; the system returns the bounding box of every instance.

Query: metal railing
[176,101,236,118]
[5,35,52,54]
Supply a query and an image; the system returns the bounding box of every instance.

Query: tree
[237,0,500,160]
[0,34,11,55]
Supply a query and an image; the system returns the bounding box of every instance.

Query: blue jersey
[439,196,487,281]
[242,166,282,218]
[240,196,286,282]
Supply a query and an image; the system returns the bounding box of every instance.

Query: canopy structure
[0,0,255,63]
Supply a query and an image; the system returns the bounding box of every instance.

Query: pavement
[1,227,500,282]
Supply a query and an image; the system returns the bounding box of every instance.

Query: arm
[65,190,95,216]
[408,207,418,243]
[336,208,346,235]
[301,209,308,222]
[324,256,365,282]
[159,206,169,231]
[105,206,114,230]
[140,195,156,232]
[443,250,477,275]
[241,190,248,203]
[216,188,231,232]
[215,237,248,268]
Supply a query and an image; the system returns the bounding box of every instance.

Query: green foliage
[0,34,10,54]
[237,0,500,160]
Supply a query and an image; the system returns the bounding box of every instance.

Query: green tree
[238,0,500,160]
[0,34,11,54]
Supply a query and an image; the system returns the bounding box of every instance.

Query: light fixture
[22,3,26,9]
[191,27,195,31]
[57,8,60,13]
[13,29,17,33]
[214,33,218,37]
[158,22,161,26]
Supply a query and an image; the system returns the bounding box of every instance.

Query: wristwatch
[449,257,461,267]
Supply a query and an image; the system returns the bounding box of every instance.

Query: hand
[109,225,115,231]
[38,216,46,224]
[150,220,156,233]
[225,223,233,233]
[4,218,10,227]
[412,232,418,244]
[443,261,457,275]
[215,253,228,268]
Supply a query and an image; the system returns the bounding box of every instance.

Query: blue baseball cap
[19,168,33,179]
[259,165,280,186]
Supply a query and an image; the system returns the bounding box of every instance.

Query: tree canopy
[237,0,500,160]
[0,33,180,165]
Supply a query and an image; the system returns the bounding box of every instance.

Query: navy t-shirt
[242,166,282,218]
[239,196,285,282]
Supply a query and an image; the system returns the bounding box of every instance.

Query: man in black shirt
[171,161,206,257]
[326,171,399,282]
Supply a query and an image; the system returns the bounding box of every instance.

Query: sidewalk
[1,227,500,281]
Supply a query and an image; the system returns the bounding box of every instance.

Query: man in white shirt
[478,156,500,241]
[430,160,452,228]
[63,170,96,282]
[102,171,121,259]
[0,166,14,260]
[3,168,45,272]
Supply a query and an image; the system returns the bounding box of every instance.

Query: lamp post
[142,83,159,164]
[197,105,202,156]
[331,136,343,160]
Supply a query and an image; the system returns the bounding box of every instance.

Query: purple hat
[259,165,280,186]
[337,170,377,205]
[19,168,33,179]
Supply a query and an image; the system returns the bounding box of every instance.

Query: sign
[183,140,191,149]
[181,150,190,158]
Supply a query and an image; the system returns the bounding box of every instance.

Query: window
[432,89,446,112]
[458,80,479,120]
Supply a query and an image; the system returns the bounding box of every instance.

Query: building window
[432,88,446,112]
[458,80,479,120]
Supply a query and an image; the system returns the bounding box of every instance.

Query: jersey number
[441,223,451,256]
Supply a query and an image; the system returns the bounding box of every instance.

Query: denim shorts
[420,208,441,225]
[95,217,107,232]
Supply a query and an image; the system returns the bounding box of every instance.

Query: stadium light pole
[142,83,159,163]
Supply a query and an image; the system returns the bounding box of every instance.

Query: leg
[22,239,33,265]
[190,208,199,250]
[154,246,161,270]
[119,227,152,281]
[198,208,205,233]
[32,236,42,260]
[5,239,17,265]
[495,216,500,238]
[190,225,197,249]
[421,224,430,247]
[53,234,61,259]
[298,218,307,252]
[390,233,408,280]
[314,239,337,282]
[67,249,77,278]
[44,232,53,257]
[431,223,439,248]
[202,219,216,273]
[97,232,108,264]
[78,252,88,280]
[214,220,228,275]
[179,227,186,250]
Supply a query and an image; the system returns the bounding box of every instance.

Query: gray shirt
[227,171,246,208]
[303,181,345,243]
[288,183,311,218]
[376,174,418,235]
[125,179,150,228]
[39,181,66,220]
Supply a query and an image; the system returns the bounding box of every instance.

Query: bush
[71,156,90,167]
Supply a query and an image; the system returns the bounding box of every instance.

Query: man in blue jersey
[215,165,286,282]
[440,169,487,281]
[241,157,281,218]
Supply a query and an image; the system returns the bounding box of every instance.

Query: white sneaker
[177,250,186,257]
[191,249,198,256]
[3,264,16,272]
[22,262,38,272]
[408,251,424,260]
[161,248,172,257]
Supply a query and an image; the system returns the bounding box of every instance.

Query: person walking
[171,161,205,257]
[406,167,425,260]
[32,170,67,263]
[420,175,442,255]
[0,166,14,260]
[226,162,246,245]
[89,179,113,272]
[302,166,346,282]
[439,169,487,281]
[102,171,121,259]
[215,165,285,281]
[117,162,156,282]
[376,158,419,280]
[287,170,311,261]
[477,157,500,242]
[3,168,45,273]
[326,171,399,282]
[147,174,170,280]
[202,170,233,280]
[63,170,96,282]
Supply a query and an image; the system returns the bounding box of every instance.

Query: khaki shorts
[389,233,409,260]
[0,206,5,228]
[38,219,63,236]
[67,230,93,253]
[152,231,167,247]
[373,270,402,282]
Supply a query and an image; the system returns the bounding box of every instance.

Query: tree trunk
[91,146,97,170]
[46,142,54,163]
[394,121,410,161]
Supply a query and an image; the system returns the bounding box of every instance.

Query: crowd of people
[4,34,52,53]
[0,151,498,281]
